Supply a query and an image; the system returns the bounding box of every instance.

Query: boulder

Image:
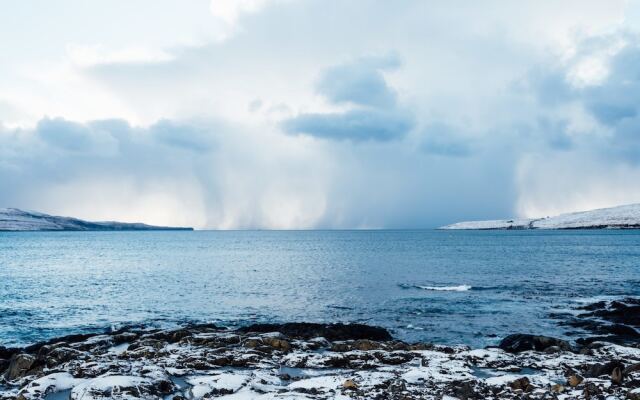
[498,334,572,353]
[3,353,36,381]
[611,367,623,385]
[586,361,625,378]
[343,379,357,390]
[567,374,583,387]
[509,377,532,391]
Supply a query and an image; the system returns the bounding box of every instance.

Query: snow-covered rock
[0,208,193,231]
[440,203,640,230]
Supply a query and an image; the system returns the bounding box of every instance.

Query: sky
[2,0,640,229]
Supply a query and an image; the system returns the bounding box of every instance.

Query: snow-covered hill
[0,208,193,231]
[440,203,640,230]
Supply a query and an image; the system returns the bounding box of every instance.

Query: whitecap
[416,285,472,292]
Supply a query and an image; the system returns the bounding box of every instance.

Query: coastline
[1,300,639,399]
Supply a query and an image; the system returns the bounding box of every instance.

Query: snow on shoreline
[440,203,640,230]
[2,322,640,400]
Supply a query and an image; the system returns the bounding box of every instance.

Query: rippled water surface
[1,230,639,347]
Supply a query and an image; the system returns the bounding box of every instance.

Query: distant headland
[441,203,640,230]
[0,208,193,231]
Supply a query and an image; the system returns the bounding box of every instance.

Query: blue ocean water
[0,230,639,348]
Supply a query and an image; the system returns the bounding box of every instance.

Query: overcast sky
[2,0,640,229]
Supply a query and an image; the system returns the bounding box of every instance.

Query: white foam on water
[416,285,472,292]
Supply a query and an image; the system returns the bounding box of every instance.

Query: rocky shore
[1,300,639,400]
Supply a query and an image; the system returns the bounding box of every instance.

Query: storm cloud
[1,1,640,228]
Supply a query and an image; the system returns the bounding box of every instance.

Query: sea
[0,229,638,348]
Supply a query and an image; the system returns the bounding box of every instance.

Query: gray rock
[3,354,35,381]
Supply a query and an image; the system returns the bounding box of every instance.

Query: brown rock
[262,337,291,352]
[611,366,623,385]
[243,338,262,348]
[343,379,357,390]
[551,384,565,393]
[354,339,380,351]
[567,374,583,387]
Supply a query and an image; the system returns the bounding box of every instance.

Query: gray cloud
[528,33,640,160]
[37,118,95,151]
[316,55,400,108]
[150,119,216,152]
[3,1,640,227]
[283,109,414,142]
[283,55,414,141]
[420,123,473,157]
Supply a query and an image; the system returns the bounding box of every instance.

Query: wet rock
[569,298,640,345]
[112,332,138,344]
[498,334,572,353]
[3,354,35,381]
[551,383,565,393]
[238,322,393,341]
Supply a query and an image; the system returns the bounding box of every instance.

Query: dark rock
[586,361,625,378]
[0,346,16,361]
[624,363,640,376]
[43,347,83,368]
[112,332,139,344]
[509,377,531,391]
[238,322,393,341]
[373,351,414,365]
[453,381,478,399]
[583,381,601,398]
[498,334,572,353]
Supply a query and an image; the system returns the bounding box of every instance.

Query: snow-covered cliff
[440,203,640,230]
[0,208,193,231]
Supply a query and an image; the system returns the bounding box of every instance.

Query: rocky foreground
[1,315,639,400]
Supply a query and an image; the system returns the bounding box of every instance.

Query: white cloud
[209,0,276,25]
[2,1,640,228]
[66,44,175,67]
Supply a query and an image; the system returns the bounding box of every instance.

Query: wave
[399,283,514,292]
[416,284,472,292]
[398,283,472,292]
